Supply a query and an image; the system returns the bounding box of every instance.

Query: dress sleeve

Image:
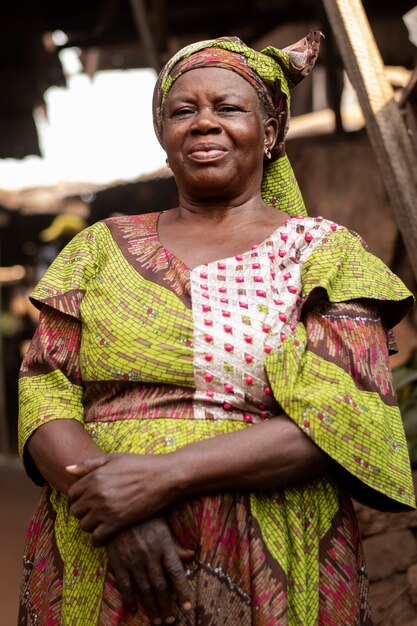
[18,306,84,485]
[300,226,413,329]
[265,228,415,511]
[29,221,104,318]
[18,223,106,483]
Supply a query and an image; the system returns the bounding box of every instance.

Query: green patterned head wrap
[152,33,321,216]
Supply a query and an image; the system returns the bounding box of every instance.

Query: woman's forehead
[167,67,258,101]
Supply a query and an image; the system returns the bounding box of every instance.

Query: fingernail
[165,618,175,624]
[152,620,162,625]
[66,465,77,470]
[182,602,192,611]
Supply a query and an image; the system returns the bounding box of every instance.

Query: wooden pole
[129,0,160,72]
[0,275,10,455]
[322,0,417,280]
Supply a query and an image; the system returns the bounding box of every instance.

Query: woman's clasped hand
[105,517,194,624]
[69,455,196,623]
[67,453,180,544]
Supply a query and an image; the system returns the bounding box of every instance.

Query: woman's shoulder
[269,214,351,262]
[291,216,413,328]
[285,214,345,235]
[100,212,160,234]
[87,212,159,249]
[281,215,370,255]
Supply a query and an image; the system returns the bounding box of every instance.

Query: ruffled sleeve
[29,221,106,319]
[265,227,415,511]
[18,222,107,483]
[18,307,84,484]
[300,226,413,328]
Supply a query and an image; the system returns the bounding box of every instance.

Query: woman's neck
[157,195,289,270]
[174,190,268,226]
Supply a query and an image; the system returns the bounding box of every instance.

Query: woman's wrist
[164,448,199,502]
[165,439,233,500]
[27,419,104,494]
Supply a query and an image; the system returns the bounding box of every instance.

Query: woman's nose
[190,108,221,134]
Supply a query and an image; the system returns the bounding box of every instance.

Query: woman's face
[162,67,278,201]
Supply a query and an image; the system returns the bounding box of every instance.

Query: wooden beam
[129,0,160,72]
[150,0,169,51]
[399,68,417,157]
[0,279,9,455]
[322,0,417,281]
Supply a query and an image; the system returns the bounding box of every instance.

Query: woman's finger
[75,509,100,534]
[132,566,163,625]
[66,455,107,476]
[146,560,178,625]
[176,546,195,561]
[70,497,92,520]
[163,543,193,613]
[92,520,121,546]
[68,473,97,502]
[109,563,137,613]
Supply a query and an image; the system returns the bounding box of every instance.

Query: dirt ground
[0,456,40,625]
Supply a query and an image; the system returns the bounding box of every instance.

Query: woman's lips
[187,144,227,162]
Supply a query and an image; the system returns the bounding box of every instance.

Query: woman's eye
[172,107,194,117]
[218,105,241,113]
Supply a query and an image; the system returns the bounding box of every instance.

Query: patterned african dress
[18,212,415,626]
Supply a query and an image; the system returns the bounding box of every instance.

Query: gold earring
[264,147,272,160]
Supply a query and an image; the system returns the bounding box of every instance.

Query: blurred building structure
[0,0,416,158]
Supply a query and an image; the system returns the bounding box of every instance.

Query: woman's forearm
[171,415,333,499]
[67,415,334,543]
[27,419,104,494]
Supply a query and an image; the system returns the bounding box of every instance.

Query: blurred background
[0,0,417,623]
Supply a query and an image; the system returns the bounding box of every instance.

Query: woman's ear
[263,117,279,154]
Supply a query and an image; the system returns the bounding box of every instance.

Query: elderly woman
[18,34,414,625]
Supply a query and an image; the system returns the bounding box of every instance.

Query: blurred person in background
[37,212,88,278]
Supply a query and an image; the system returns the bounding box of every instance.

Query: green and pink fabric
[18,212,414,624]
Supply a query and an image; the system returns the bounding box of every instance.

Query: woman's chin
[175,166,241,197]
[184,178,236,200]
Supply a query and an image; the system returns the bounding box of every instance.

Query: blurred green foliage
[394,357,417,468]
